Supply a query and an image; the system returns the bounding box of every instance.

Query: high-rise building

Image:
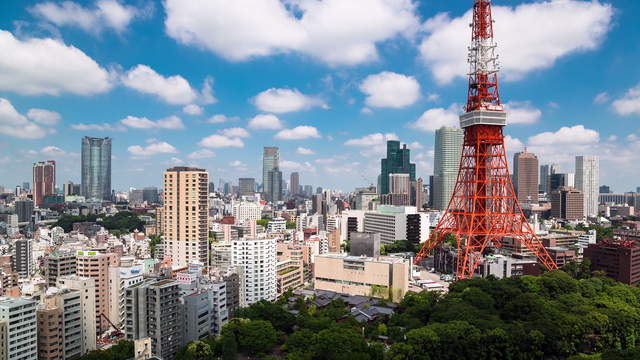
[380,141,415,195]
[433,127,464,210]
[232,237,277,306]
[262,146,279,194]
[551,187,584,220]
[267,168,282,202]
[414,177,424,209]
[0,297,37,360]
[304,185,313,197]
[142,187,159,203]
[33,160,56,207]
[238,178,256,195]
[75,251,118,333]
[539,164,559,193]
[45,251,77,287]
[14,239,32,278]
[290,172,300,196]
[382,173,411,206]
[163,167,209,268]
[56,275,97,353]
[124,279,183,360]
[15,199,33,222]
[108,264,144,328]
[599,185,611,194]
[81,137,112,201]
[513,150,539,205]
[575,156,599,217]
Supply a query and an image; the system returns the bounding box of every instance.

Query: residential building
[267,217,286,232]
[56,275,97,354]
[14,239,32,278]
[108,264,144,327]
[238,178,256,196]
[33,160,56,207]
[0,297,37,360]
[182,280,228,341]
[75,251,118,333]
[81,137,112,201]
[575,155,599,217]
[314,254,409,302]
[232,237,277,306]
[433,127,464,210]
[124,279,183,360]
[513,150,539,205]
[551,187,585,220]
[380,141,415,195]
[15,200,33,223]
[40,288,88,359]
[262,147,279,198]
[36,304,62,360]
[232,202,262,225]
[163,167,209,268]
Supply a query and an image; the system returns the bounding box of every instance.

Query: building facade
[262,147,279,197]
[575,155,599,217]
[163,167,209,268]
[232,237,277,306]
[513,151,539,205]
[238,178,256,196]
[75,251,118,333]
[33,160,56,207]
[433,127,464,210]
[550,187,584,220]
[0,297,37,360]
[380,141,416,195]
[81,137,112,201]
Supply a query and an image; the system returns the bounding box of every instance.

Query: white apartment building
[267,217,286,232]
[56,275,97,353]
[231,237,277,306]
[575,156,599,217]
[364,206,413,244]
[0,297,37,360]
[232,201,263,225]
[108,264,144,327]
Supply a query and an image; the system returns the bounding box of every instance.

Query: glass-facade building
[380,141,416,195]
[262,146,279,200]
[81,136,112,201]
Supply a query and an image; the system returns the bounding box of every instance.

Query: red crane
[414,0,558,279]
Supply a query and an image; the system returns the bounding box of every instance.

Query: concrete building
[363,206,428,244]
[232,202,262,226]
[56,276,97,353]
[108,264,144,327]
[276,243,305,296]
[75,251,118,333]
[238,178,256,196]
[163,167,209,268]
[125,279,183,360]
[266,168,283,203]
[539,164,560,193]
[349,232,381,258]
[14,239,32,278]
[0,297,37,360]
[262,147,279,199]
[210,243,233,272]
[575,155,599,217]
[36,304,63,360]
[513,151,539,205]
[267,217,286,232]
[15,200,33,223]
[584,239,640,285]
[551,187,585,220]
[81,137,112,201]
[46,252,77,287]
[433,127,464,210]
[182,280,229,342]
[40,288,89,359]
[314,254,409,302]
[33,160,56,207]
[290,172,300,196]
[232,237,277,306]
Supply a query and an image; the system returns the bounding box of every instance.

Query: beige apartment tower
[163,167,210,268]
[513,150,539,205]
[75,251,117,334]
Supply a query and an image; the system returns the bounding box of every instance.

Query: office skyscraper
[513,151,539,205]
[33,160,56,206]
[380,141,415,195]
[433,127,464,210]
[539,164,560,193]
[267,168,283,202]
[262,146,279,194]
[163,167,209,267]
[81,137,111,201]
[290,172,300,196]
[575,155,599,217]
[238,178,256,195]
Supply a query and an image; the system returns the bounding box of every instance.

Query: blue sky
[0,0,639,193]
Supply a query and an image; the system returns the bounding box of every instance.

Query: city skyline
[0,0,639,192]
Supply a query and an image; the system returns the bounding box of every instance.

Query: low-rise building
[584,239,640,285]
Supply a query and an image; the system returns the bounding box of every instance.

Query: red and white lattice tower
[414,0,558,279]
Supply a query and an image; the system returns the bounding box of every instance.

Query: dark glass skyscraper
[81,136,112,201]
[380,140,415,195]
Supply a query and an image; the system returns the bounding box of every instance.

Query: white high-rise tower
[433,127,464,210]
[575,156,599,217]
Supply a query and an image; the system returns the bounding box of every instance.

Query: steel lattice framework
[414,0,558,279]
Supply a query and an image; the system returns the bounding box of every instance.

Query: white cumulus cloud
[120,115,185,130]
[27,108,61,125]
[344,132,398,147]
[182,104,203,115]
[128,140,179,157]
[248,114,284,130]
[198,134,244,148]
[122,65,201,105]
[275,126,321,140]
[528,125,599,146]
[207,114,238,124]
[359,71,420,108]
[612,84,640,116]
[0,30,113,96]
[296,147,315,155]
[164,0,420,65]
[71,123,126,132]
[409,105,459,132]
[218,127,250,138]
[187,149,215,159]
[0,98,47,139]
[419,0,613,84]
[505,102,542,125]
[252,88,326,113]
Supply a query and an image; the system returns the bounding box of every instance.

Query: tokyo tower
[414,0,558,279]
